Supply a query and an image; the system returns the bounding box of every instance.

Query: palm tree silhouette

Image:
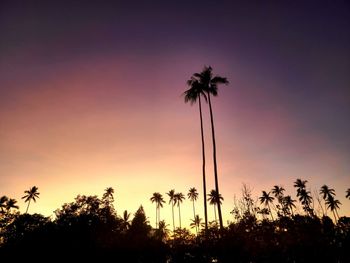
[150,192,165,229]
[6,198,19,213]
[167,189,176,232]
[283,195,296,216]
[183,78,209,233]
[174,192,185,229]
[320,185,335,216]
[271,185,285,198]
[189,66,229,229]
[259,191,275,220]
[0,196,9,213]
[346,188,350,199]
[207,189,223,223]
[103,187,114,202]
[325,195,341,221]
[294,179,313,216]
[121,210,131,232]
[22,186,40,213]
[187,187,199,234]
[190,215,202,234]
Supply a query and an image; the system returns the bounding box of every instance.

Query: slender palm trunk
[214,204,217,223]
[25,199,31,214]
[207,93,223,229]
[178,204,182,229]
[332,210,337,222]
[171,201,175,232]
[198,96,208,233]
[335,209,339,221]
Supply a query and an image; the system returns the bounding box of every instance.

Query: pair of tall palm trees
[183,66,229,230]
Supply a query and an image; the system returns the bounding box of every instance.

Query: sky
[1,1,349,228]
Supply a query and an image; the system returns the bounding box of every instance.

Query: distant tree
[120,210,131,232]
[155,220,170,242]
[102,187,114,204]
[6,198,19,213]
[259,191,274,220]
[272,185,285,216]
[346,188,350,199]
[22,186,40,213]
[187,187,199,234]
[190,215,202,235]
[167,189,176,232]
[325,195,341,221]
[150,192,165,229]
[207,189,223,223]
[189,66,229,230]
[174,192,185,228]
[0,196,9,213]
[283,195,296,216]
[320,185,335,216]
[184,77,209,233]
[129,205,151,238]
[294,179,313,216]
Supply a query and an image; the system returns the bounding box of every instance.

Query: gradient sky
[1,1,349,227]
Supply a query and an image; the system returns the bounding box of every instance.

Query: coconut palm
[320,185,335,215]
[207,189,224,223]
[272,185,285,198]
[0,196,9,213]
[190,66,229,229]
[325,195,341,221]
[22,186,40,213]
[345,188,350,199]
[294,179,313,216]
[174,192,185,228]
[183,78,209,232]
[187,187,199,234]
[156,220,170,241]
[259,191,275,220]
[190,215,202,235]
[103,187,114,202]
[121,210,131,232]
[283,195,296,216]
[150,192,165,229]
[167,189,176,232]
[6,198,19,213]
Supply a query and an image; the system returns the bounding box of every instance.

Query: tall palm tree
[150,192,165,229]
[325,195,341,221]
[187,187,199,233]
[345,188,350,199]
[174,192,185,228]
[22,186,40,213]
[184,78,208,233]
[0,196,9,213]
[283,195,296,216]
[259,191,275,220]
[207,189,224,223]
[190,66,229,229]
[167,189,176,232]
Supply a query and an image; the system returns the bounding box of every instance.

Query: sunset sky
[1,1,349,227]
